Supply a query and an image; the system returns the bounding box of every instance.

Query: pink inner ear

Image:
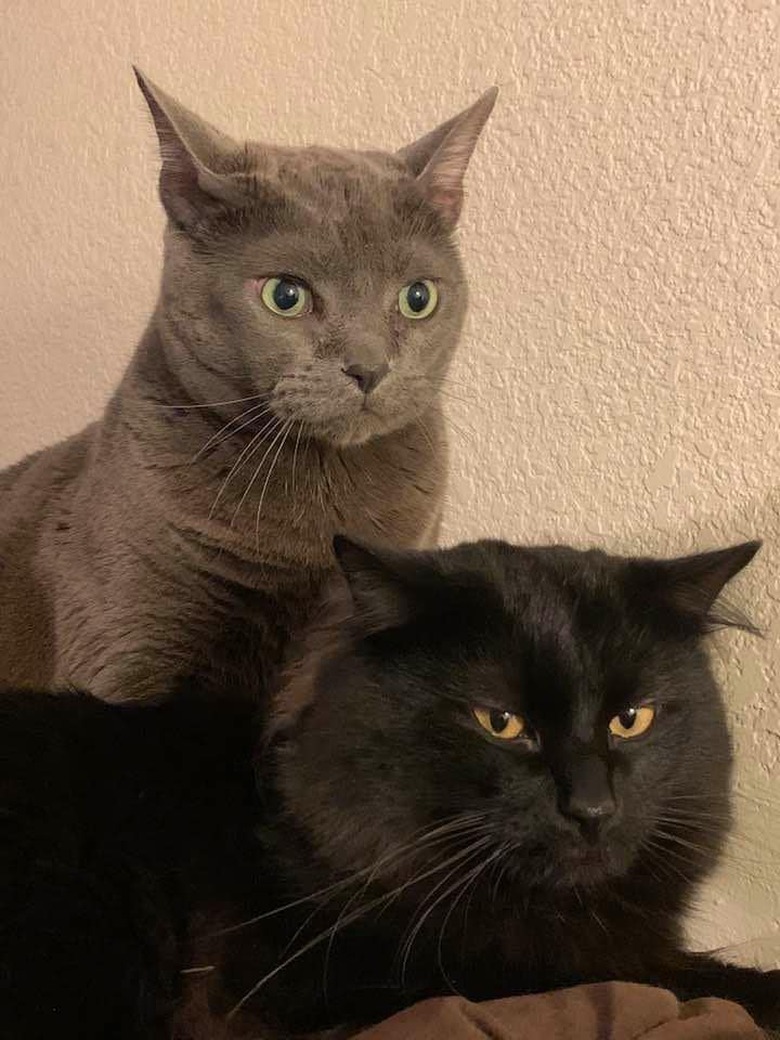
[428,186,463,225]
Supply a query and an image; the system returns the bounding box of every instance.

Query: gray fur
[0,72,496,701]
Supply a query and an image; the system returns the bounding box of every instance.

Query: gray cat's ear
[134,67,245,228]
[397,86,498,226]
[333,536,417,633]
[639,541,761,634]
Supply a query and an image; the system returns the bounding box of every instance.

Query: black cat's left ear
[397,87,498,227]
[332,536,417,634]
[639,541,761,634]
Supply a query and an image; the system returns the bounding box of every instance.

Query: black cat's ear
[639,541,761,634]
[134,67,246,228]
[397,87,498,227]
[332,536,417,634]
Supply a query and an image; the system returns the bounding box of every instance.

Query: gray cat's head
[136,70,496,446]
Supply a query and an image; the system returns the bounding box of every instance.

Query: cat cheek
[245,278,263,301]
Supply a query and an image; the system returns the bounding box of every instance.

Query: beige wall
[1,0,777,961]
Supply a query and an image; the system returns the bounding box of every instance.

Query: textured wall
[0,0,777,960]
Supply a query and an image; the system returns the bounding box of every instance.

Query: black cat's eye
[398,280,438,319]
[608,704,656,740]
[259,276,311,318]
[473,706,525,741]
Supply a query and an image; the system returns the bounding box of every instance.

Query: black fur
[1,538,777,1038]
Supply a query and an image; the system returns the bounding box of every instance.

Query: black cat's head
[272,536,759,898]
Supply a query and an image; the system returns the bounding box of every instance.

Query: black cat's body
[1,539,777,1038]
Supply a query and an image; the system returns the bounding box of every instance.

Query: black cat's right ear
[397,87,498,227]
[134,67,245,228]
[332,536,416,634]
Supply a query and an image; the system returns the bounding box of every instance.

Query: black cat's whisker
[207,416,280,520]
[396,837,495,986]
[227,821,494,1018]
[215,813,488,939]
[322,821,491,998]
[437,843,511,993]
[313,824,484,979]
[400,841,505,988]
[654,825,775,873]
[639,836,701,886]
[655,813,779,863]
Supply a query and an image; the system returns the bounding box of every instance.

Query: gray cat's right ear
[134,67,245,228]
[397,87,498,227]
[333,536,416,633]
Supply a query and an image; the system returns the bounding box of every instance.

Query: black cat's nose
[342,362,389,395]
[561,793,617,842]
[558,753,617,843]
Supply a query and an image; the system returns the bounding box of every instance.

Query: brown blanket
[348,983,766,1040]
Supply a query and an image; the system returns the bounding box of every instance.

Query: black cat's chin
[500,831,639,891]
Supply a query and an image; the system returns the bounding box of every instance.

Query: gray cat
[0,71,496,701]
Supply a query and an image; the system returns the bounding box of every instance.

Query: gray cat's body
[0,72,496,701]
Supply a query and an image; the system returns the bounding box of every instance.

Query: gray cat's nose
[342,362,389,395]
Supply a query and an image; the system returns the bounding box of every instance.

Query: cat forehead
[242,143,418,215]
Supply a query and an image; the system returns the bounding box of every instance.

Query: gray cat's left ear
[397,87,498,227]
[333,536,418,634]
[134,67,246,228]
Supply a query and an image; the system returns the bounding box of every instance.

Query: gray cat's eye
[398,280,439,320]
[260,277,311,318]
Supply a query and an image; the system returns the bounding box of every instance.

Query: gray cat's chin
[298,411,413,448]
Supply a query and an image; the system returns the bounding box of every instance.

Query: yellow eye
[473,706,525,741]
[609,705,656,740]
[398,280,438,320]
[260,277,310,317]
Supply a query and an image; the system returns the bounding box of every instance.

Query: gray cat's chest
[46,419,443,701]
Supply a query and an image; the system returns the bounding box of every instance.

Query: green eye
[398,280,438,320]
[260,277,310,318]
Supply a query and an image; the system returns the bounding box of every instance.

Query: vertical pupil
[273,281,300,310]
[490,709,510,733]
[407,282,429,312]
[619,708,637,729]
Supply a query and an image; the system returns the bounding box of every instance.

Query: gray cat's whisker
[192,402,274,464]
[254,420,295,550]
[229,420,289,529]
[208,417,281,520]
[158,392,268,411]
[289,421,305,497]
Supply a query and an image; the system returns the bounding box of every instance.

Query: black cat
[1,536,777,1039]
